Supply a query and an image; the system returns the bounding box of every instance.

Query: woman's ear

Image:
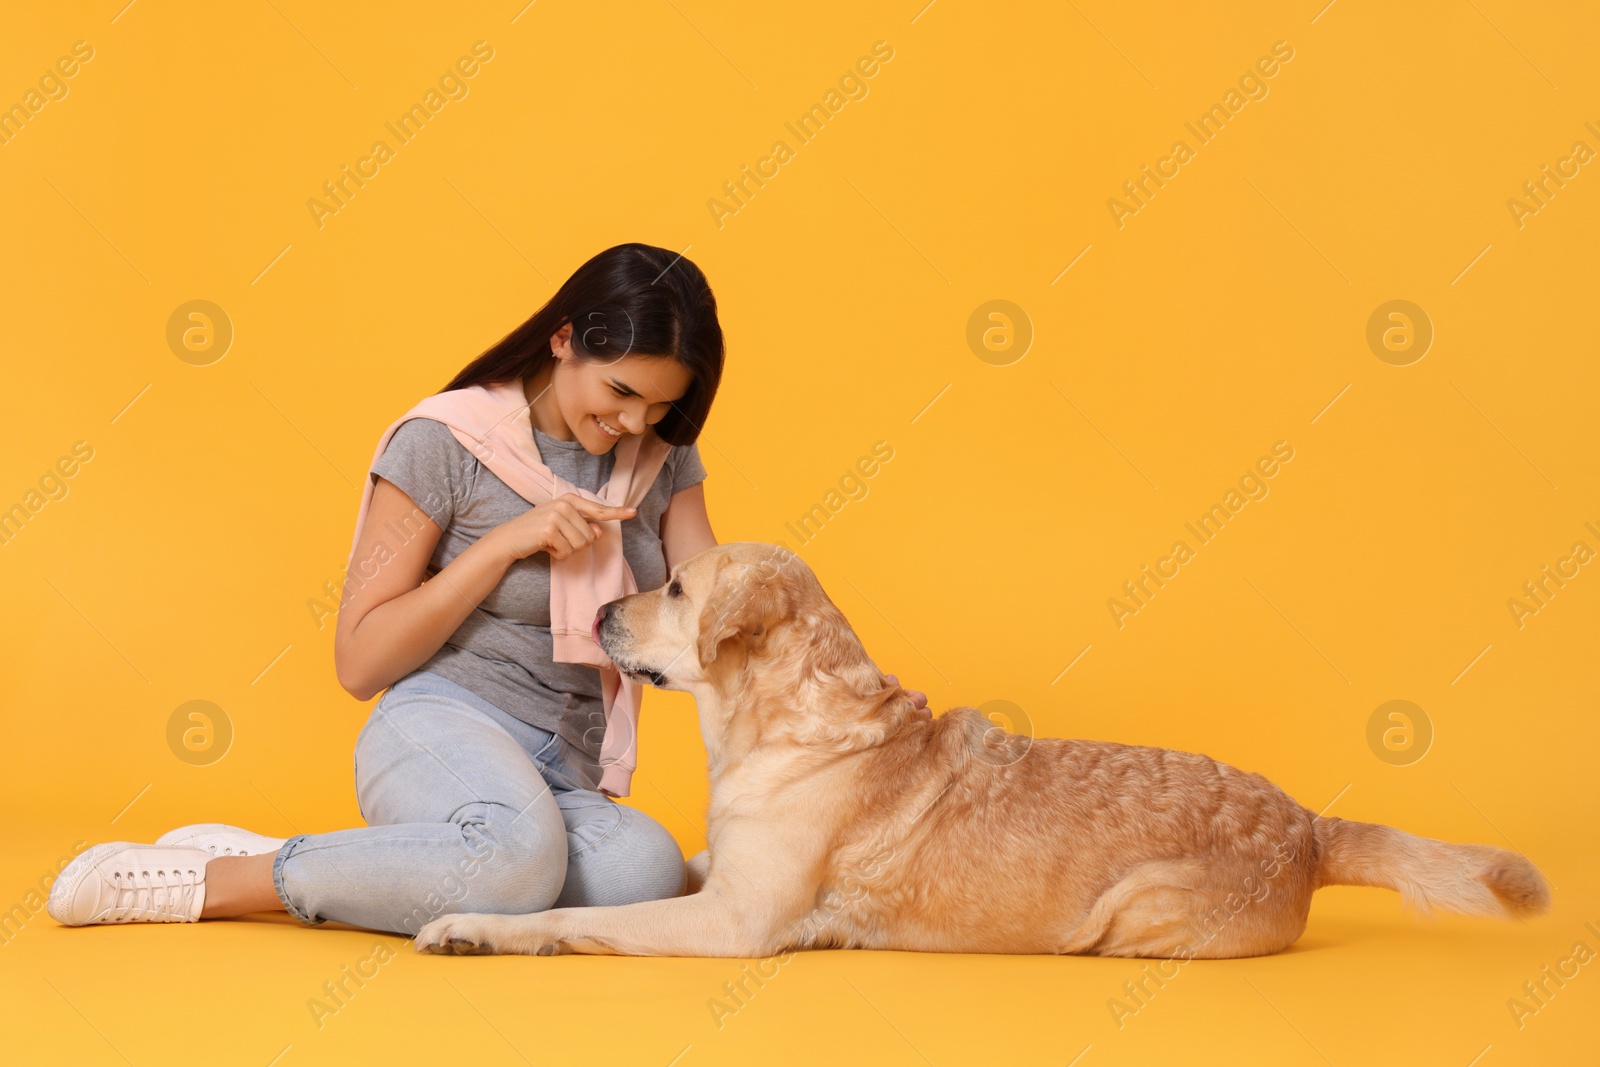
[550,320,573,356]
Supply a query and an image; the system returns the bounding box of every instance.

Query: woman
[48,242,927,935]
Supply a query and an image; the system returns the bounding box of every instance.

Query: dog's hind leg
[1058,858,1313,960]
[1056,859,1201,958]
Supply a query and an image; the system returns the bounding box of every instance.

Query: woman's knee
[559,806,686,908]
[628,811,689,901]
[453,799,569,915]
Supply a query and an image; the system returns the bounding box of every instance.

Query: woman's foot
[155,823,287,857]
[47,843,211,925]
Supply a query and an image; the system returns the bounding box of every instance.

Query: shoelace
[107,866,203,922]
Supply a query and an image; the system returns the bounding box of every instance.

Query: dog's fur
[414,542,1550,958]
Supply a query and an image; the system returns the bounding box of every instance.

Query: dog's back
[786,709,1548,958]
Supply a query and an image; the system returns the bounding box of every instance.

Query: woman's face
[545,322,693,453]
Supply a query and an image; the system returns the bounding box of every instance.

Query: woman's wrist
[475,525,523,570]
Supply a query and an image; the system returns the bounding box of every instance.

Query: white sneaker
[155,823,287,857]
[47,842,210,925]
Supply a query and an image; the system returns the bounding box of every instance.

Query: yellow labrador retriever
[415,542,1549,959]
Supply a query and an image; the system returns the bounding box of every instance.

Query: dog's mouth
[617,661,668,687]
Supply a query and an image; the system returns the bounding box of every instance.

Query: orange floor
[4,830,1593,1066]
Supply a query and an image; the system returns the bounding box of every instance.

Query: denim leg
[550,790,689,908]
[271,690,569,936]
[417,672,691,909]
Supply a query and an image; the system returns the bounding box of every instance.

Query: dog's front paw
[414,913,498,955]
[414,912,572,957]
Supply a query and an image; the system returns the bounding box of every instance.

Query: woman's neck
[521,361,572,440]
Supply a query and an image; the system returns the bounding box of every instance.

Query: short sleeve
[368,418,468,529]
[670,442,707,496]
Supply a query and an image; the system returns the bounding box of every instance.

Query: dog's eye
[668,579,682,598]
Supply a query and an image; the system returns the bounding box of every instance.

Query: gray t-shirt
[367,415,707,767]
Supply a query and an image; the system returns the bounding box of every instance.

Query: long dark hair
[440,243,724,447]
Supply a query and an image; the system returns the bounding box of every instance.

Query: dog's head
[595,542,913,757]
[595,542,810,690]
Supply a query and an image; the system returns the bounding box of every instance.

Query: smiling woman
[49,243,730,936]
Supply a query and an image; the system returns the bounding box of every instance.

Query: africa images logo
[1106,40,1296,229]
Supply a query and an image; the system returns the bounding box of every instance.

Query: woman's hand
[884,673,932,721]
[494,494,637,562]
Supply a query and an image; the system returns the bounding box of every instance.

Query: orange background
[2,1,1596,1064]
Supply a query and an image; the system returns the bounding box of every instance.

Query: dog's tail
[1312,815,1550,919]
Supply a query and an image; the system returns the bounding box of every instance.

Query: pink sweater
[349,377,672,797]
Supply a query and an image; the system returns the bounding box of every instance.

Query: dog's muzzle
[595,602,667,687]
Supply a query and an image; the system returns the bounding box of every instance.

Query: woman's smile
[594,414,626,439]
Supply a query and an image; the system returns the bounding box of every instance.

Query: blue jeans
[271,670,687,936]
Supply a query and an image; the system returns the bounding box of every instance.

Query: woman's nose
[617,406,646,434]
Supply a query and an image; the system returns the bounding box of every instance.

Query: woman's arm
[659,481,716,572]
[334,476,633,700]
[334,476,517,702]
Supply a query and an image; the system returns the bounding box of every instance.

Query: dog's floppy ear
[697,559,787,667]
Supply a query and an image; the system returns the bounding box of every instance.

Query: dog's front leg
[414,889,770,958]
[685,848,711,894]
